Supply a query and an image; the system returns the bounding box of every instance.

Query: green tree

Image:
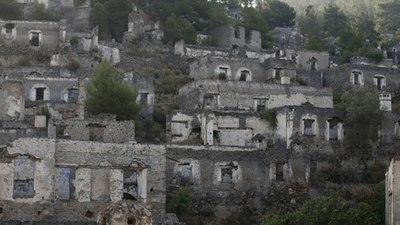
[262,184,384,225]
[0,0,22,20]
[342,87,383,163]
[164,14,196,44]
[322,3,348,37]
[105,0,132,41]
[86,62,141,121]
[262,0,296,28]
[30,1,57,21]
[298,5,327,51]
[90,0,110,38]
[375,0,400,33]
[240,6,272,48]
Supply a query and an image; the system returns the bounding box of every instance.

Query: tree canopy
[0,0,22,20]
[261,0,296,28]
[85,62,141,121]
[30,1,57,21]
[342,87,383,161]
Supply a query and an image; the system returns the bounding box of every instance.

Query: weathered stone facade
[0,138,166,224]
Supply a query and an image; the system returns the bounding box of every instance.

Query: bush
[164,14,197,44]
[0,0,22,20]
[70,37,79,47]
[30,1,57,21]
[167,188,193,219]
[261,109,277,129]
[262,184,384,225]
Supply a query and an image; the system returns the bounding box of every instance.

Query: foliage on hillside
[262,183,385,225]
[0,0,22,20]
[90,0,132,41]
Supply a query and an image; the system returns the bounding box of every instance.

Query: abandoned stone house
[0,135,166,224]
[0,20,64,49]
[386,157,400,225]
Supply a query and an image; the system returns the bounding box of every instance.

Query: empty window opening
[309,57,318,71]
[4,23,14,40]
[127,217,136,225]
[55,167,76,200]
[219,67,228,75]
[139,92,148,106]
[375,76,385,90]
[234,28,240,39]
[275,69,282,79]
[276,163,284,181]
[328,119,339,140]
[13,158,35,199]
[203,95,218,109]
[221,167,233,183]
[35,87,45,101]
[275,50,280,58]
[30,32,40,47]
[67,88,79,103]
[351,70,363,85]
[88,123,106,141]
[123,170,138,200]
[0,207,3,214]
[85,210,94,218]
[179,163,193,186]
[303,119,315,136]
[240,70,250,81]
[395,121,400,139]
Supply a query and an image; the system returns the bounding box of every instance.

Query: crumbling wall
[0,138,166,224]
[296,50,329,71]
[189,56,266,82]
[58,118,135,143]
[179,80,333,112]
[0,20,61,49]
[0,81,24,121]
[275,106,345,152]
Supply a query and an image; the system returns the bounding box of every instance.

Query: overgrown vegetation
[30,1,57,21]
[262,183,385,225]
[85,62,141,121]
[261,108,277,129]
[90,0,131,41]
[341,87,383,161]
[167,188,193,219]
[0,0,22,20]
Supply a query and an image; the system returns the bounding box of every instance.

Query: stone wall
[0,138,166,224]
[276,105,345,150]
[167,111,274,148]
[189,56,266,82]
[386,158,400,225]
[179,80,333,112]
[52,117,135,143]
[295,50,329,71]
[321,64,400,93]
[0,20,61,49]
[0,81,24,121]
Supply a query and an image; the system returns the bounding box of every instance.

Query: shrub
[261,109,277,129]
[66,58,80,71]
[30,1,57,21]
[164,14,196,44]
[167,188,193,219]
[70,37,79,47]
[0,0,22,20]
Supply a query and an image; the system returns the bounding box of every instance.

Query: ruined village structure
[1,0,400,225]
